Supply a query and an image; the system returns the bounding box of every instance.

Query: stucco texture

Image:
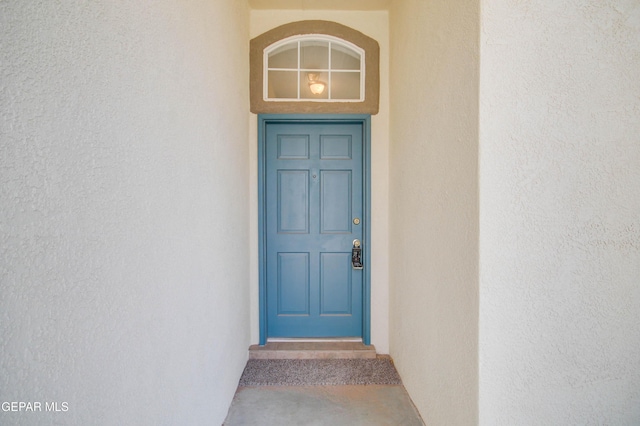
[0,1,250,425]
[389,1,480,425]
[479,0,640,424]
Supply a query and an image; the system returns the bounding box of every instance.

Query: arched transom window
[264,35,364,102]
[250,20,379,114]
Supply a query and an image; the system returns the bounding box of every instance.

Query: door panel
[277,252,310,315]
[277,134,310,159]
[266,122,364,338]
[320,135,352,160]
[320,252,352,314]
[277,170,309,233]
[320,170,352,233]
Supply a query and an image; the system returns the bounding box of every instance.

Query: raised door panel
[320,170,352,234]
[277,170,309,234]
[320,135,352,160]
[320,252,352,315]
[277,253,310,315]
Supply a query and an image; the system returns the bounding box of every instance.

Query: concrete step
[249,342,377,359]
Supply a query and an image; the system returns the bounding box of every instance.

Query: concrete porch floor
[223,343,424,425]
[223,384,424,426]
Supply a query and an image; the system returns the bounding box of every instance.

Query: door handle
[352,239,363,270]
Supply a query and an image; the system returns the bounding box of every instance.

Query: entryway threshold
[249,341,376,359]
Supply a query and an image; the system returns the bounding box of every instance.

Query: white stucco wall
[249,9,390,354]
[0,1,250,425]
[389,1,480,424]
[479,1,640,424]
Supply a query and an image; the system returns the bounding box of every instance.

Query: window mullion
[328,41,332,100]
[297,41,301,100]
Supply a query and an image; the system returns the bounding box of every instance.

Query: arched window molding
[250,20,379,114]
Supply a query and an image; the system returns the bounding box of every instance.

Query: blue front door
[265,121,364,338]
